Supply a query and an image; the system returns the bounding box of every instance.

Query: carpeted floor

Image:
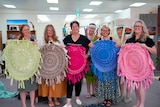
[1,71,160,107]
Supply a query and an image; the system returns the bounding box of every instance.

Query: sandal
[54,100,60,106]
[101,99,112,107]
[91,94,95,97]
[101,99,107,106]
[106,99,112,107]
[48,101,54,107]
[86,94,91,98]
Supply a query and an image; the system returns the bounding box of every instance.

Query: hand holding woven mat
[2,40,41,88]
[118,43,155,89]
[39,44,68,86]
[90,40,120,82]
[66,45,88,84]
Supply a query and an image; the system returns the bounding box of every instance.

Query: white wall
[0,7,158,43]
[0,13,99,43]
[131,7,158,18]
[0,13,64,43]
[115,7,158,27]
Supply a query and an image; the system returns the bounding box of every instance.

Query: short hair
[117,26,124,30]
[100,25,110,35]
[70,20,80,28]
[89,23,96,29]
[89,23,96,26]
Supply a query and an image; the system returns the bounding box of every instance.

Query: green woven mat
[2,40,41,88]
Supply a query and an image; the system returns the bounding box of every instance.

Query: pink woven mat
[118,43,155,89]
[66,45,88,83]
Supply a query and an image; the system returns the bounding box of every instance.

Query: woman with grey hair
[85,23,97,98]
[93,25,120,107]
[125,19,156,107]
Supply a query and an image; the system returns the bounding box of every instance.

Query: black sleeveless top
[99,37,112,40]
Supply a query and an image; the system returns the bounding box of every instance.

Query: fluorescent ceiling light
[130,3,146,7]
[37,15,49,22]
[3,4,16,8]
[84,14,97,18]
[89,1,103,5]
[47,0,58,3]
[50,7,59,10]
[115,10,123,13]
[65,15,76,21]
[83,9,93,12]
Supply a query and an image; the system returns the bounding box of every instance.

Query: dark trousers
[67,80,82,98]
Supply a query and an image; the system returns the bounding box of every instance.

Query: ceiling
[0,0,159,21]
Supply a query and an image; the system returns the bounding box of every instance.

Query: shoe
[63,104,72,107]
[76,99,82,105]
[124,97,132,103]
[91,94,95,97]
[120,96,125,102]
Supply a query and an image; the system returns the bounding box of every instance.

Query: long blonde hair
[44,24,59,43]
[130,19,149,42]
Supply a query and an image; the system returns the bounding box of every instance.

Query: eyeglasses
[134,25,142,27]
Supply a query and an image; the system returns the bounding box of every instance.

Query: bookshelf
[7,25,36,39]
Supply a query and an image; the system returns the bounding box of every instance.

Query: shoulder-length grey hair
[130,19,149,42]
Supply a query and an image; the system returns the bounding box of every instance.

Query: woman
[18,24,38,107]
[63,21,90,107]
[38,24,66,107]
[116,26,131,103]
[125,20,156,107]
[85,23,97,98]
[94,25,120,107]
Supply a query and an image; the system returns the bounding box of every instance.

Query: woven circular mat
[3,40,41,81]
[39,44,67,80]
[83,104,106,107]
[66,45,87,75]
[90,40,119,72]
[118,43,154,81]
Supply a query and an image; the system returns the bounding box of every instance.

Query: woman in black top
[63,21,90,107]
[126,20,156,107]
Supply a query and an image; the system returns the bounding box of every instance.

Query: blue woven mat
[83,104,106,107]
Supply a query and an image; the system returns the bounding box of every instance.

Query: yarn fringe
[92,63,117,83]
[119,72,154,90]
[66,61,89,84]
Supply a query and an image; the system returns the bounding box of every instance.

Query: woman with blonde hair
[122,20,156,107]
[93,25,120,107]
[38,24,66,107]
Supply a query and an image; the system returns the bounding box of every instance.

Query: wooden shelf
[7,24,36,40]
[7,30,36,39]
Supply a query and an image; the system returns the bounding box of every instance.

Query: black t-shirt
[126,36,155,48]
[63,34,90,53]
